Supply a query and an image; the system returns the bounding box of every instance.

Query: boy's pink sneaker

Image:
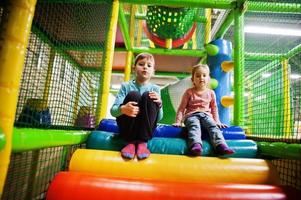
[215,144,235,156]
[137,142,150,160]
[121,143,135,159]
[190,143,202,156]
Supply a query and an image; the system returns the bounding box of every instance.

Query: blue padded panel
[98,119,246,140]
[87,131,257,158]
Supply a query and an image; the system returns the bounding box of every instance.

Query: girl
[110,53,163,160]
[173,64,234,156]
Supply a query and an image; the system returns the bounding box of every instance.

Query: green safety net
[1,1,111,199]
[14,1,112,130]
[223,6,301,143]
[1,0,301,199]
[146,6,197,40]
[121,3,205,50]
[222,2,301,189]
[0,128,5,150]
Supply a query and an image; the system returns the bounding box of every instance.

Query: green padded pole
[118,5,131,50]
[214,10,234,39]
[135,13,146,20]
[155,71,189,78]
[247,1,301,13]
[245,52,283,61]
[285,43,301,59]
[120,0,233,9]
[248,60,279,80]
[12,128,89,152]
[233,1,245,126]
[133,47,206,57]
[0,129,5,150]
[257,142,301,160]
[194,15,207,23]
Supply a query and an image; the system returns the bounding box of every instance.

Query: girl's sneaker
[190,143,202,156]
[121,143,135,159]
[215,144,235,156]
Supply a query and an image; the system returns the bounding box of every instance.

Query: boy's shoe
[190,143,202,156]
[215,144,235,156]
[121,143,135,159]
[137,142,150,160]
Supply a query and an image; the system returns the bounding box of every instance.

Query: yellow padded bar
[97,0,119,123]
[0,0,37,195]
[70,149,280,185]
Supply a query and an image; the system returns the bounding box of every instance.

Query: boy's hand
[120,101,139,117]
[149,91,162,107]
[172,122,182,127]
[217,123,228,129]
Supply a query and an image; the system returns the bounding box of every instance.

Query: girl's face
[133,57,155,84]
[192,67,210,89]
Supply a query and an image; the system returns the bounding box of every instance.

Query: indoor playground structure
[0,0,301,200]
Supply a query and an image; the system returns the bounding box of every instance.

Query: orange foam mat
[46,172,300,200]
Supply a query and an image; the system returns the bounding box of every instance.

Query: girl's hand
[217,123,228,129]
[120,101,139,117]
[149,91,162,107]
[172,122,182,127]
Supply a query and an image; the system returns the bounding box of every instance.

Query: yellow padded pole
[129,4,137,47]
[165,38,172,49]
[0,0,37,195]
[73,72,83,122]
[136,19,143,47]
[70,149,280,185]
[149,40,155,48]
[123,4,136,82]
[192,29,197,49]
[204,8,212,44]
[124,51,133,82]
[42,49,55,109]
[246,80,253,136]
[97,0,119,123]
[282,59,291,137]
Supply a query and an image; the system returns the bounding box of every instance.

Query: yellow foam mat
[70,149,280,184]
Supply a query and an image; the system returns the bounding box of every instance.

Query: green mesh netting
[14,2,111,130]
[2,145,83,200]
[146,6,197,40]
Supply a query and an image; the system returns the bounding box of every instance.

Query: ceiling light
[291,74,301,79]
[245,26,301,37]
[262,73,272,78]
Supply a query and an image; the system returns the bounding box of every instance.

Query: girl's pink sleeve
[175,90,189,124]
[210,90,220,123]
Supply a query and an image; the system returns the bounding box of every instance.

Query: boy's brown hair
[134,53,155,66]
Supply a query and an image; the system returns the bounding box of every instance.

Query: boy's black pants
[116,91,160,142]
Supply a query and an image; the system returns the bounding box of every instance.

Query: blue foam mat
[98,119,246,140]
[87,131,257,158]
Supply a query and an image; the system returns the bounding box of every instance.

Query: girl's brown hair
[191,64,210,78]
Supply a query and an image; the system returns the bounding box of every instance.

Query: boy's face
[134,57,155,82]
[192,67,210,88]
